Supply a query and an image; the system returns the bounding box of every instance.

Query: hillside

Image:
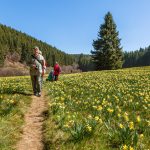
[0,24,74,67]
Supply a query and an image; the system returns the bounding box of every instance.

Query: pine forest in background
[0,23,150,71]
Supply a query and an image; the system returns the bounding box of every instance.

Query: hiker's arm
[29,56,38,69]
[43,59,47,70]
[43,59,46,68]
[41,59,46,75]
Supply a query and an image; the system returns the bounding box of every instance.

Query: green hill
[0,24,74,67]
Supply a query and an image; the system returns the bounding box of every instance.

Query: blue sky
[0,0,150,54]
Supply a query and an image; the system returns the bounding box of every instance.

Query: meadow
[44,67,150,150]
[0,76,32,150]
[0,67,149,150]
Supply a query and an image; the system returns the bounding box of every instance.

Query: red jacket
[54,64,61,75]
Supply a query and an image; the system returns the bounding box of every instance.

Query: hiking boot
[34,92,38,96]
[37,93,41,97]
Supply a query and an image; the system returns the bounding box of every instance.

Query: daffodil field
[0,76,32,150]
[0,67,150,150]
[45,67,150,150]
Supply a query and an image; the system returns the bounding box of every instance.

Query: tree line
[123,46,150,68]
[0,24,74,67]
[76,45,150,72]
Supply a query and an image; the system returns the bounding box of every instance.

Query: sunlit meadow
[45,67,150,150]
[0,76,32,150]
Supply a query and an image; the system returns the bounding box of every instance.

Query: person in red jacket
[54,62,61,81]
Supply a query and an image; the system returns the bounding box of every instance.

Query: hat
[34,46,39,51]
[39,50,42,55]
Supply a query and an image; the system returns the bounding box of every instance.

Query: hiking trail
[16,91,47,150]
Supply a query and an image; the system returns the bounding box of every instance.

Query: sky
[0,0,150,54]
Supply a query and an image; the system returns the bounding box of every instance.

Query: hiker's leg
[41,76,43,88]
[55,75,58,81]
[54,75,56,81]
[36,74,42,95]
[31,75,37,95]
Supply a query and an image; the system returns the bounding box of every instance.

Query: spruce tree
[91,12,123,70]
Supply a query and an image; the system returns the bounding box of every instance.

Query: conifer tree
[91,12,123,70]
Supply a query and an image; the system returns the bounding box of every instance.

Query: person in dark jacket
[46,69,54,81]
[54,62,61,81]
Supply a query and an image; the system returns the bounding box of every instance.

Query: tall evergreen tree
[91,12,123,70]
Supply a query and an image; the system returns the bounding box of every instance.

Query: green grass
[0,76,32,150]
[44,67,150,150]
[0,67,150,150]
[44,116,116,150]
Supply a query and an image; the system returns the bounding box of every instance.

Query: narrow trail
[16,91,47,150]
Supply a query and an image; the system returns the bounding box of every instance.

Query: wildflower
[60,97,65,101]
[123,112,129,121]
[139,134,144,139]
[124,115,129,122]
[92,105,97,109]
[129,122,134,130]
[118,108,122,112]
[119,123,124,129]
[117,113,121,118]
[86,125,92,132]
[97,105,103,111]
[124,112,128,116]
[10,100,14,104]
[129,146,134,150]
[64,124,69,128]
[107,108,114,113]
[122,144,128,150]
[136,116,141,122]
[94,116,99,121]
[99,118,103,124]
[88,115,92,119]
[147,120,150,126]
[48,103,52,107]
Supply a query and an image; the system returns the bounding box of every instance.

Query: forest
[0,24,74,67]
[0,23,150,72]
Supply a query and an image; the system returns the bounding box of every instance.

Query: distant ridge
[0,23,74,67]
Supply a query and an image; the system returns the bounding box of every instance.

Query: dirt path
[16,92,47,150]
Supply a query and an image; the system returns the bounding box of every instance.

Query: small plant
[69,122,85,141]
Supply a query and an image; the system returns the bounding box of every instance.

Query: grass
[43,112,113,150]
[0,76,32,150]
[0,67,150,150]
[44,67,150,150]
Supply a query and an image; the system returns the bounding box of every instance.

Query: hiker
[46,69,54,81]
[30,46,46,97]
[54,62,61,81]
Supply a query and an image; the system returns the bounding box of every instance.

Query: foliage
[123,46,150,68]
[91,12,123,70]
[72,54,95,71]
[0,24,74,67]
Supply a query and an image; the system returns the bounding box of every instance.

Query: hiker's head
[33,46,39,55]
